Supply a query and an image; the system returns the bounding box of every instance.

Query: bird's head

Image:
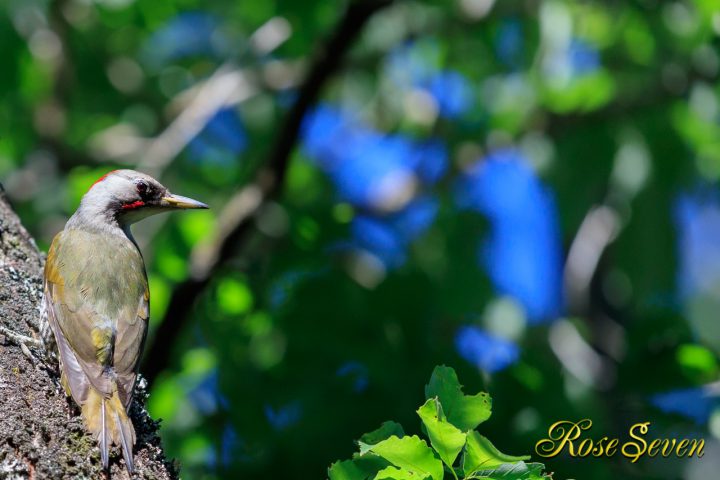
[79,169,208,226]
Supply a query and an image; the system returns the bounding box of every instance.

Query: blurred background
[2,0,720,478]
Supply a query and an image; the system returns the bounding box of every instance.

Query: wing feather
[114,286,149,407]
[44,229,149,405]
[44,282,89,404]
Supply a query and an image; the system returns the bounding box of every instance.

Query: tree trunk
[0,189,177,479]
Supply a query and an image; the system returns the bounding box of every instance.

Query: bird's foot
[0,326,45,363]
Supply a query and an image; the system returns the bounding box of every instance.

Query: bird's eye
[136,181,148,196]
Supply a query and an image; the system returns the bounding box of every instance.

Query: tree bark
[0,189,177,479]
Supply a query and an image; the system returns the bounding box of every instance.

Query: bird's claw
[0,326,45,363]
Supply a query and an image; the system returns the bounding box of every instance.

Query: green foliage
[424,366,492,432]
[417,399,466,467]
[216,277,254,315]
[462,432,529,475]
[3,0,717,478]
[328,366,550,480]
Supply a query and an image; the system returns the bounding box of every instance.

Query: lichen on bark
[0,189,178,479]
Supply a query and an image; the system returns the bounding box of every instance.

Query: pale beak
[160,193,209,210]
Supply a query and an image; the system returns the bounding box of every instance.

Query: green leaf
[469,461,547,480]
[329,460,370,480]
[425,366,492,431]
[373,466,427,479]
[329,456,390,480]
[417,398,467,468]
[359,421,405,455]
[366,435,444,480]
[463,432,530,476]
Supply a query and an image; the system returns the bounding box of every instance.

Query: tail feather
[100,399,109,470]
[114,407,135,474]
[82,386,136,474]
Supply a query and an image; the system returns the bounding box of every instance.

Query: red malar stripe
[122,200,145,210]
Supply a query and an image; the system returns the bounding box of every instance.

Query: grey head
[68,169,208,231]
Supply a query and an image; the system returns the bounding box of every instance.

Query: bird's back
[45,227,149,404]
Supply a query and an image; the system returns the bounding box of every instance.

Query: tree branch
[142,0,395,384]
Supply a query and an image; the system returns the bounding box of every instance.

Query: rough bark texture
[0,190,177,479]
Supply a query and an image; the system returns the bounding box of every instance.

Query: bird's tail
[82,386,136,474]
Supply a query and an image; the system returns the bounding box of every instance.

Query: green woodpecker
[44,170,207,473]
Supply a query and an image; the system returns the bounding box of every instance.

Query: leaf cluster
[328,366,551,480]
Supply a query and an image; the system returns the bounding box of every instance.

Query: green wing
[44,229,149,408]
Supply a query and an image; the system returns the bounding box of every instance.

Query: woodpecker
[44,170,207,474]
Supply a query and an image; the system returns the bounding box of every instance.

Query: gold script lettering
[535,419,593,458]
[676,439,689,457]
[622,422,649,463]
[687,439,704,458]
[606,438,619,456]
